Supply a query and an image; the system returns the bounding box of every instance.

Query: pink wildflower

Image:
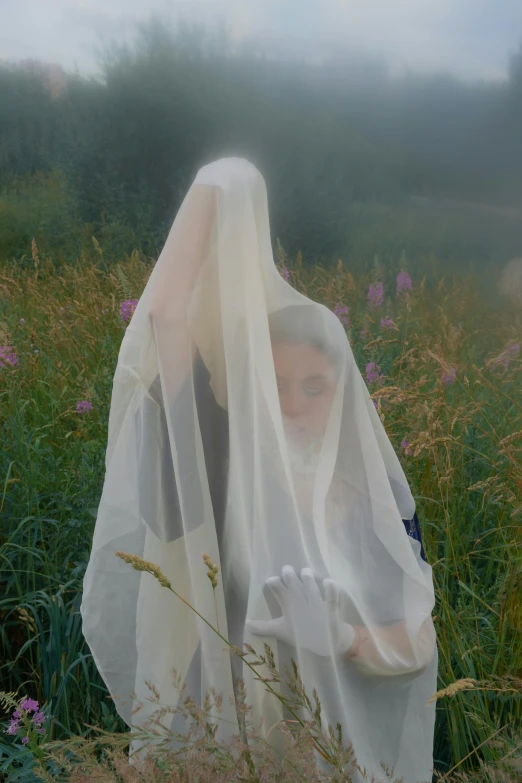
[0,346,18,368]
[401,438,413,456]
[76,400,93,414]
[441,367,456,386]
[366,361,385,386]
[120,298,139,324]
[396,270,412,294]
[368,281,384,309]
[20,698,39,712]
[380,316,394,330]
[333,303,349,326]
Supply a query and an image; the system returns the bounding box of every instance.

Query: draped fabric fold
[80,157,438,783]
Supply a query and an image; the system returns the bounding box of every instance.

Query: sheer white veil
[80,157,438,782]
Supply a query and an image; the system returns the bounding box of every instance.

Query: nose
[280,387,306,418]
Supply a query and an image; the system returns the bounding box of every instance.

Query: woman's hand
[246,565,356,657]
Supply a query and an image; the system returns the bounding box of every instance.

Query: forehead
[271,342,335,378]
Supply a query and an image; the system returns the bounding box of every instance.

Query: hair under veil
[80,157,438,782]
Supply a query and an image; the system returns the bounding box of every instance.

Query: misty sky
[0,0,521,82]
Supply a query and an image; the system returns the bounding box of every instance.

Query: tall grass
[0,244,520,781]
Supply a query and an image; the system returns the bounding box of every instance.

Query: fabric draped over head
[80,157,438,783]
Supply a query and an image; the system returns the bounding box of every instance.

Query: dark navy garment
[401,511,427,563]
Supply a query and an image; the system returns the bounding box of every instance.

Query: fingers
[323,578,341,610]
[281,565,302,592]
[300,567,322,602]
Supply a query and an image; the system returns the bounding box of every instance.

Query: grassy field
[0,243,520,781]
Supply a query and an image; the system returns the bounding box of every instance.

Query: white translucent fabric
[80,157,438,782]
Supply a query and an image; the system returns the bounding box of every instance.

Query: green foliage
[0,249,520,781]
[0,22,521,271]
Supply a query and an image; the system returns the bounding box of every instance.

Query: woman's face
[271,341,337,449]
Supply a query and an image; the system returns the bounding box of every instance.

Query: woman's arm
[148,184,217,408]
[346,616,436,675]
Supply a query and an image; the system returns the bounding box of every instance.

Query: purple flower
[366,361,385,386]
[119,298,139,324]
[441,367,456,386]
[368,282,384,309]
[21,736,29,744]
[20,318,25,323]
[396,270,412,294]
[32,711,45,727]
[373,400,378,409]
[333,303,350,326]
[380,316,394,330]
[401,438,413,456]
[6,719,20,735]
[280,266,290,281]
[76,400,93,414]
[20,698,39,713]
[360,329,369,338]
[0,346,19,368]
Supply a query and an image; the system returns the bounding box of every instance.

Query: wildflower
[6,719,20,735]
[0,346,19,368]
[333,303,349,326]
[19,318,25,323]
[368,282,384,309]
[20,698,38,712]
[280,266,290,281]
[380,316,394,330]
[76,400,93,414]
[396,270,412,294]
[32,711,45,727]
[120,298,139,324]
[21,736,29,744]
[366,362,385,386]
[441,367,456,386]
[360,329,369,338]
[401,438,413,456]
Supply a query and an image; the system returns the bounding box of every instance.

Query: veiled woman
[80,157,438,783]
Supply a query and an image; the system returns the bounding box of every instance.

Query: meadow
[0,240,520,781]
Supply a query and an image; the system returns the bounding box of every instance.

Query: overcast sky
[1,0,521,83]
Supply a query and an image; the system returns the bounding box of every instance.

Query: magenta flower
[380,316,394,330]
[0,346,19,368]
[333,303,350,326]
[401,438,413,456]
[120,298,139,323]
[32,711,45,726]
[396,270,412,294]
[6,719,20,735]
[76,400,93,414]
[366,361,385,386]
[360,328,369,338]
[441,367,456,386]
[279,266,290,281]
[368,282,384,309]
[20,698,39,712]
